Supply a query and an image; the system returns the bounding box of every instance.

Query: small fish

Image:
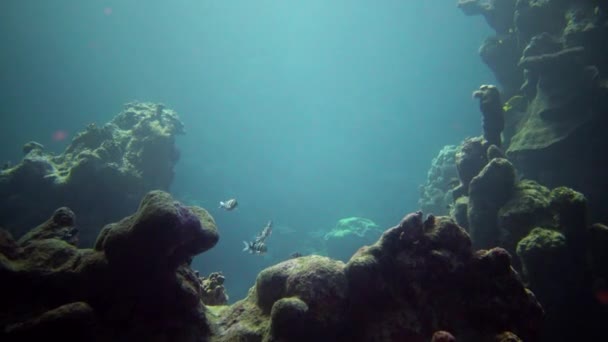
[219,198,238,211]
[243,220,273,255]
[242,240,267,255]
[255,220,272,242]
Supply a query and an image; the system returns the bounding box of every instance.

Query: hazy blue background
[0,0,494,301]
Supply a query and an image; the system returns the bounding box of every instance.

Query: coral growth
[472,84,505,147]
[418,145,460,216]
[459,0,608,224]
[0,102,185,246]
[0,190,218,341]
[211,212,543,341]
[198,272,229,306]
[467,157,517,249]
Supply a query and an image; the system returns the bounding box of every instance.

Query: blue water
[0,0,494,301]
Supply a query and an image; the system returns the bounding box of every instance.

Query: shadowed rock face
[1,192,544,342]
[0,102,184,247]
[459,0,608,224]
[211,212,543,342]
[0,190,218,341]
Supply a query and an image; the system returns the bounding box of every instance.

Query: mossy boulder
[516,228,572,304]
[468,158,517,249]
[211,212,542,341]
[0,190,217,341]
[0,102,185,247]
[497,180,554,261]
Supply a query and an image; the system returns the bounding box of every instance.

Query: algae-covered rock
[345,212,540,341]
[199,272,229,306]
[472,84,505,147]
[451,195,469,230]
[3,302,99,341]
[96,190,218,269]
[468,158,517,249]
[214,255,349,341]
[211,212,542,342]
[324,217,382,262]
[516,228,571,302]
[0,102,185,247]
[497,180,553,261]
[454,137,488,199]
[549,187,588,247]
[0,190,216,341]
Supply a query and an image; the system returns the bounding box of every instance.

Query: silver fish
[219,198,238,211]
[243,220,273,255]
[242,241,267,255]
[255,220,272,243]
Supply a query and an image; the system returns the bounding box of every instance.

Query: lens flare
[52,130,68,142]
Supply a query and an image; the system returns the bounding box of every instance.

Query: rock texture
[210,212,543,342]
[458,0,608,224]
[0,190,218,341]
[0,102,184,246]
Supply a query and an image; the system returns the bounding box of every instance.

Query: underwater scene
[1,0,607,341]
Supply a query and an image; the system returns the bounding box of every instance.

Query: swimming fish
[219,198,238,211]
[242,240,267,255]
[256,220,272,242]
[242,220,273,255]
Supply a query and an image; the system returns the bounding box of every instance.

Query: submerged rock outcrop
[458,0,608,224]
[1,202,543,341]
[212,212,543,342]
[0,190,218,341]
[422,2,608,340]
[0,102,184,246]
[418,145,460,216]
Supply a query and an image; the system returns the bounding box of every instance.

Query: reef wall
[412,2,608,339]
[458,0,608,224]
[0,102,184,247]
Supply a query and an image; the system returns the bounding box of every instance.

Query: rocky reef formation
[0,190,218,341]
[418,145,460,216]
[458,0,608,224]
[323,216,382,262]
[416,3,608,339]
[434,96,608,340]
[0,102,184,246]
[212,212,543,342]
[197,272,229,306]
[1,199,544,341]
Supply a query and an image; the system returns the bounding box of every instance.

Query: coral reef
[211,212,543,341]
[418,145,460,216]
[459,0,608,224]
[467,158,517,249]
[323,217,382,262]
[0,190,218,341]
[449,5,608,337]
[198,272,229,306]
[0,102,184,246]
[0,194,547,341]
[472,84,505,147]
[453,137,488,200]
